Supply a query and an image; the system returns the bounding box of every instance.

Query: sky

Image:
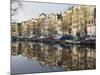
[12,1,75,22]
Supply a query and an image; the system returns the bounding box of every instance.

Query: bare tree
[11,0,22,16]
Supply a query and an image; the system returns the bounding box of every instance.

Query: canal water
[11,42,96,74]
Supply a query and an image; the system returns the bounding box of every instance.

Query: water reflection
[11,42,96,74]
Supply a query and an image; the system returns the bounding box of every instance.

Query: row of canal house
[11,12,63,38]
[11,5,96,39]
[38,13,62,36]
[62,5,96,39]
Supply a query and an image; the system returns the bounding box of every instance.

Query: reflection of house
[71,46,95,69]
[11,42,96,70]
[11,42,18,55]
[11,42,23,55]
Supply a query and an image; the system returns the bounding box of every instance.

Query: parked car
[80,36,96,44]
[60,34,73,40]
[37,36,45,39]
[28,35,36,39]
[36,36,45,42]
[53,34,62,40]
[45,35,53,40]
